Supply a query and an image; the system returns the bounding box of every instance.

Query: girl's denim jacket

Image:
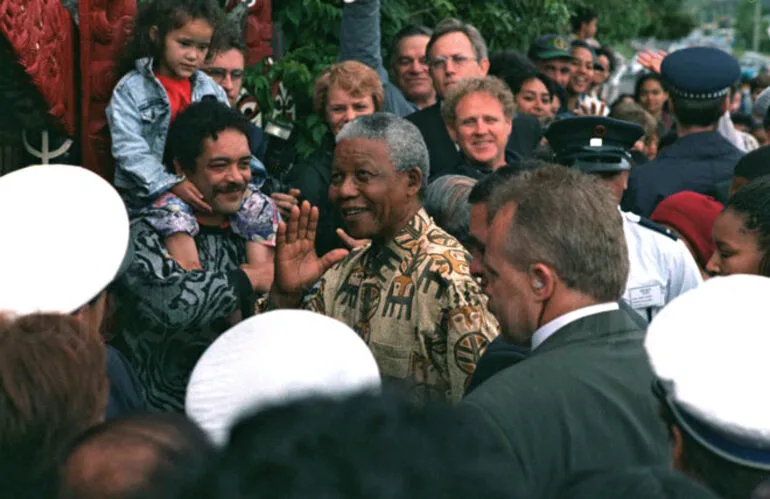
[106,57,228,206]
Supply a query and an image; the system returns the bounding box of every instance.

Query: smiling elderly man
[262,113,499,402]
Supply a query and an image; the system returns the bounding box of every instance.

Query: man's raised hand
[271,201,349,306]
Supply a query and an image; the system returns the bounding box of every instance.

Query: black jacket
[621,131,743,217]
[285,139,344,256]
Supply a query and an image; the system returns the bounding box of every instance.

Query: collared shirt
[621,210,702,322]
[297,209,500,403]
[531,302,619,350]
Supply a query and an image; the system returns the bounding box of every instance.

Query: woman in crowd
[591,46,615,101]
[509,72,556,124]
[707,176,770,276]
[282,61,384,255]
[635,73,674,137]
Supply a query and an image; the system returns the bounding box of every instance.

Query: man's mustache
[213,182,246,195]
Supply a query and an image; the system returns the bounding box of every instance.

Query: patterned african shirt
[299,209,500,403]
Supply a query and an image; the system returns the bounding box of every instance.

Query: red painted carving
[0,0,77,135]
[223,0,272,67]
[80,0,136,181]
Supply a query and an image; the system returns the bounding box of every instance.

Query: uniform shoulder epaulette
[638,217,678,241]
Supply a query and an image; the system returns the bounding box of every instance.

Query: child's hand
[171,180,213,213]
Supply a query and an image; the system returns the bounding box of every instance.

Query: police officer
[621,47,744,217]
[546,116,702,322]
[645,275,770,498]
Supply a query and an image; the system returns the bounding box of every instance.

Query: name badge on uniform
[627,284,665,309]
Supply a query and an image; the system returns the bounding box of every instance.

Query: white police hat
[0,164,130,315]
[645,275,770,470]
[186,310,381,446]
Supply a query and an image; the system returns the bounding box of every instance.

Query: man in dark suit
[621,47,744,217]
[462,165,670,498]
[406,18,541,180]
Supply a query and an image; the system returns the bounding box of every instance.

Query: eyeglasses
[203,68,244,82]
[428,54,477,71]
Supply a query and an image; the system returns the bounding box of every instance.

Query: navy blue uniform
[621,131,743,217]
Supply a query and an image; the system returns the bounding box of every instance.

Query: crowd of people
[4,0,770,497]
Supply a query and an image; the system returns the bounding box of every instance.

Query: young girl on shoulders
[107,0,278,277]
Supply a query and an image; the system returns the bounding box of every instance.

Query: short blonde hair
[312,61,385,115]
[441,76,515,126]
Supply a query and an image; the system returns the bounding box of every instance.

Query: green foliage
[244,0,694,160]
[734,0,770,52]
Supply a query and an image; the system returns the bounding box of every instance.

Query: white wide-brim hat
[646,274,770,469]
[0,164,130,315]
[186,310,381,446]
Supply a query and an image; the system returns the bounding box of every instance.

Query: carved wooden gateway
[0,0,274,179]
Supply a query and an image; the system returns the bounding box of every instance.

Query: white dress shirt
[531,302,619,350]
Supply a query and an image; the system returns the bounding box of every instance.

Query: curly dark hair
[165,99,252,175]
[725,175,770,276]
[117,0,223,78]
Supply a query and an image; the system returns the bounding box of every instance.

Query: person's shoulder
[623,211,679,242]
[112,68,148,95]
[462,356,562,413]
[193,70,228,101]
[406,102,440,126]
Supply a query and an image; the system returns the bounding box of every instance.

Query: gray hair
[424,175,477,246]
[336,113,430,187]
[487,165,628,302]
[426,18,489,62]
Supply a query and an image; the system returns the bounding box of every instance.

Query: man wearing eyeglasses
[203,25,247,108]
[407,18,542,180]
[202,22,268,179]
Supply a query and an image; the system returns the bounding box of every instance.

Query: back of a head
[610,101,657,138]
[468,161,543,205]
[488,51,536,89]
[0,313,107,498]
[184,393,515,499]
[556,467,722,499]
[734,145,770,182]
[424,175,476,246]
[60,412,215,499]
[487,165,629,302]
